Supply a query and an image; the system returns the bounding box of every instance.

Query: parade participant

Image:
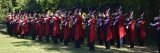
[6,13,12,35]
[116,7,126,48]
[104,8,113,49]
[53,13,61,44]
[15,15,21,37]
[21,15,29,38]
[125,12,131,44]
[97,12,105,45]
[137,12,146,46]
[111,11,118,45]
[150,17,160,52]
[50,14,54,42]
[70,14,76,42]
[20,17,25,38]
[59,12,64,43]
[128,11,136,48]
[29,17,36,40]
[10,14,15,36]
[38,15,45,41]
[88,14,97,51]
[44,14,51,42]
[85,12,91,46]
[34,17,39,40]
[74,10,83,48]
[12,15,17,37]
[63,15,71,45]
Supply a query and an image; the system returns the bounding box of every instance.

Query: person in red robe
[105,16,113,49]
[111,16,116,45]
[38,17,45,41]
[88,15,97,51]
[97,13,105,45]
[130,18,136,48]
[137,13,146,46]
[59,16,64,42]
[34,18,39,40]
[117,14,126,48]
[64,17,71,45]
[29,18,36,40]
[127,11,136,48]
[21,17,29,38]
[74,11,83,48]
[12,16,16,37]
[53,14,61,44]
[44,16,51,42]
[15,18,21,37]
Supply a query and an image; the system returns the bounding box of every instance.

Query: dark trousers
[88,42,95,51]
[64,39,70,45]
[80,37,84,44]
[105,41,111,49]
[30,28,36,40]
[31,34,36,40]
[130,41,135,48]
[52,35,63,44]
[45,35,50,42]
[10,24,14,36]
[59,34,63,42]
[110,38,115,45]
[137,28,144,46]
[117,38,123,48]
[139,39,144,46]
[6,23,9,34]
[97,28,103,45]
[52,36,59,44]
[75,40,81,48]
[38,35,43,41]
[157,29,160,52]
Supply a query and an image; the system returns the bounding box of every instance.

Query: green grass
[0,24,159,53]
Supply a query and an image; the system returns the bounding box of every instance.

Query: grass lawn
[0,24,159,53]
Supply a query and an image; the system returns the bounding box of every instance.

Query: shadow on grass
[0,24,8,35]
[0,23,158,53]
[12,41,33,47]
[0,31,8,35]
[2,33,159,53]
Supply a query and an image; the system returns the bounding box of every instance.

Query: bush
[0,8,8,23]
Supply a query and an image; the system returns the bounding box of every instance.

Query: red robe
[106,17,113,41]
[130,19,136,41]
[21,18,29,35]
[21,19,25,35]
[35,20,39,34]
[59,17,63,35]
[45,18,51,35]
[111,18,116,40]
[118,15,126,38]
[16,18,21,33]
[100,18,105,40]
[75,15,83,40]
[89,18,97,42]
[64,18,71,40]
[25,18,29,34]
[38,18,45,36]
[53,17,60,36]
[140,19,146,40]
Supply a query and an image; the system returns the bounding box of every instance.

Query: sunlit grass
[0,24,159,53]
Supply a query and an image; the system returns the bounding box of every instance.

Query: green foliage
[0,8,9,23]
[0,0,160,22]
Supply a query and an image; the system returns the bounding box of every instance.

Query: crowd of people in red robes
[5,7,160,51]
